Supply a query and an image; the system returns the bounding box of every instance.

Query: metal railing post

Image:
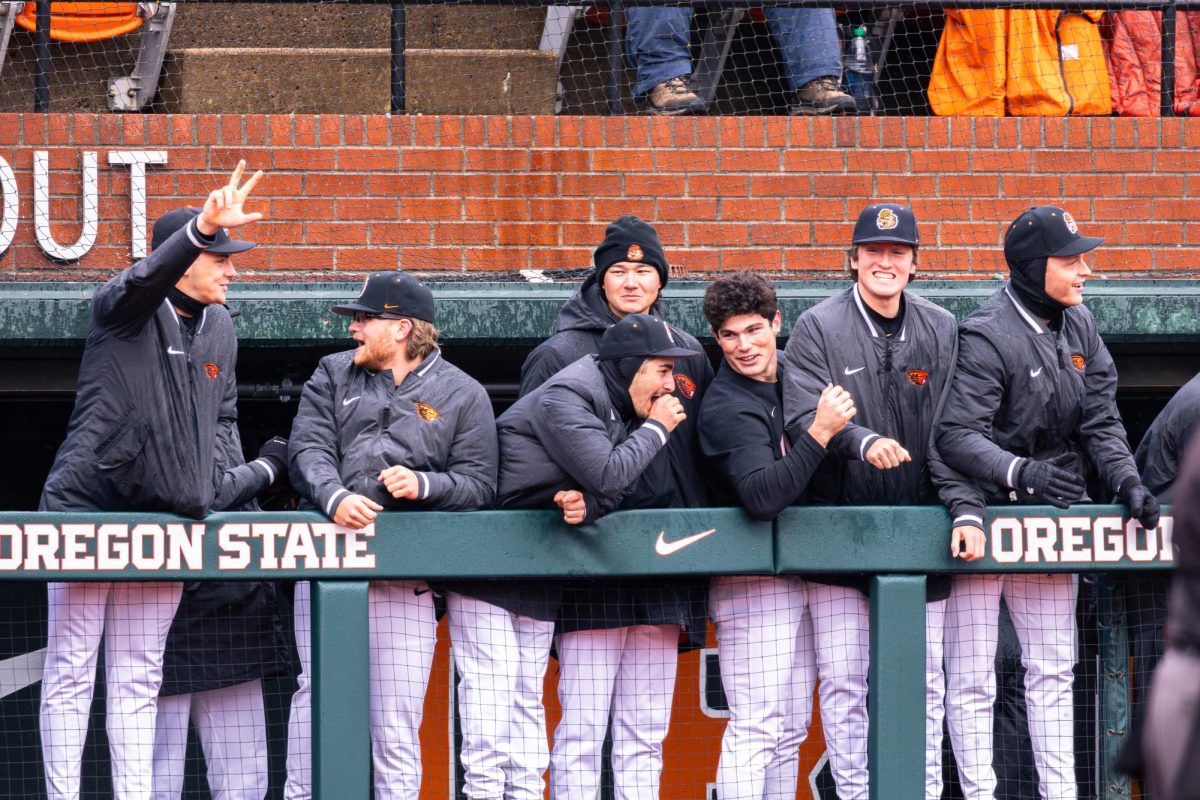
[33,0,50,112]
[312,580,371,800]
[391,2,406,114]
[1161,0,1177,116]
[868,575,927,800]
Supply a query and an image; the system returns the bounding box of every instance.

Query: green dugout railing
[0,505,1175,799]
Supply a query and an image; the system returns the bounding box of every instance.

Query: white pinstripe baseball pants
[945,573,1077,800]
[284,580,436,800]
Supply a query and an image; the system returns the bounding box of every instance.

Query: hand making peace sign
[198,160,265,236]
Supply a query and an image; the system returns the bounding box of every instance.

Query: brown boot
[791,77,857,115]
[645,76,707,116]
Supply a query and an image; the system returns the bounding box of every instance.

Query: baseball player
[285,271,498,800]
[697,272,857,800]
[517,216,712,800]
[497,312,697,800]
[1114,371,1200,795]
[1142,427,1200,799]
[782,203,959,800]
[38,162,266,800]
[933,206,1159,800]
[151,433,291,800]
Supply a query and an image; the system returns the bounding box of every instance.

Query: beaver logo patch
[203,363,220,380]
[907,369,929,386]
[876,208,899,230]
[627,243,644,262]
[1071,354,1086,370]
[415,402,440,422]
[674,373,696,399]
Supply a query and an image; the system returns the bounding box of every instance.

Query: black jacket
[519,280,712,640]
[698,355,827,520]
[783,287,958,601]
[934,285,1139,528]
[1135,371,1200,503]
[41,216,268,517]
[494,355,671,621]
[1165,428,1200,652]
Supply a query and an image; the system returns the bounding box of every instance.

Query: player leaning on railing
[38,162,270,800]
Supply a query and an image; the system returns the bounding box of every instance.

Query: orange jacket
[1103,10,1200,116]
[930,8,1112,116]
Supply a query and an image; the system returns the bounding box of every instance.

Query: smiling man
[284,270,498,800]
[932,206,1158,800]
[781,203,961,800]
[38,162,272,800]
[697,272,858,800]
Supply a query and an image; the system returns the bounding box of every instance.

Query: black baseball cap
[151,207,256,255]
[598,314,700,361]
[331,271,436,323]
[851,203,919,247]
[1005,206,1103,263]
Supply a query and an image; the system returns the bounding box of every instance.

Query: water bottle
[844,26,874,114]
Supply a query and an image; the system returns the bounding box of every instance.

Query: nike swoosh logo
[1030,367,1043,378]
[844,366,865,376]
[166,346,185,356]
[655,528,716,556]
[383,304,399,309]
[343,396,361,406]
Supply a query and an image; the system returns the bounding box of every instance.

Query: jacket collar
[851,285,907,341]
[1004,285,1050,334]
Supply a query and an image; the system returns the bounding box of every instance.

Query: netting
[0,572,1170,800]
[1,2,1197,117]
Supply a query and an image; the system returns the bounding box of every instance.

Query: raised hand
[198,160,264,235]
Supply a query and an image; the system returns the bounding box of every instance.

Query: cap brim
[647,346,702,358]
[852,234,919,246]
[1049,235,1103,258]
[330,302,378,316]
[206,238,256,255]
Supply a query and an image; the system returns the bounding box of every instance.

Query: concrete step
[407,6,547,50]
[406,48,559,114]
[168,4,391,49]
[157,48,391,114]
[168,4,546,50]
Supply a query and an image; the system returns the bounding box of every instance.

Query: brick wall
[2,113,1198,280]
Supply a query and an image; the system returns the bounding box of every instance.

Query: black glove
[256,436,289,486]
[1017,455,1086,509]
[1118,480,1161,530]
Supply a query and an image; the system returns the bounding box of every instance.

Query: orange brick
[720,149,781,172]
[484,117,509,147]
[656,149,718,173]
[275,149,336,170]
[602,117,628,147]
[879,174,938,197]
[498,173,556,198]
[751,175,812,197]
[1033,150,1092,174]
[1155,152,1196,172]
[434,222,495,245]
[718,117,744,147]
[689,175,749,198]
[688,223,749,247]
[530,149,590,172]
[272,199,333,220]
[626,175,686,197]
[337,247,400,271]
[465,148,530,172]
[749,224,809,246]
[782,150,846,173]
[371,222,431,245]
[1124,223,1183,246]
[593,199,655,221]
[400,148,463,172]
[336,198,399,220]
[529,199,590,220]
[464,199,524,219]
[318,116,342,146]
[365,116,390,146]
[657,199,719,221]
[1130,175,1184,197]
[561,222,608,246]
[1095,151,1153,173]
[593,148,654,172]
[671,249,721,273]
[971,149,1034,172]
[529,246,591,269]
[269,248,336,271]
[369,174,431,196]
[305,222,368,245]
[1094,199,1153,221]
[939,222,1004,247]
[968,199,1028,222]
[720,248,783,272]
[400,248,465,271]
[343,116,365,145]
[496,223,558,246]
[813,175,874,197]
[414,117,441,146]
[784,198,848,222]
[438,174,500,197]
[439,118,465,147]
[721,198,782,222]
[399,198,463,221]
[465,247,527,271]
[1000,175,1062,198]
[338,148,401,171]
[560,174,623,197]
[306,173,369,197]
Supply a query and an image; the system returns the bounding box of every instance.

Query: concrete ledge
[159,48,391,114]
[406,49,560,115]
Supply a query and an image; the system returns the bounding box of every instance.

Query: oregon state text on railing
[0,505,1175,800]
